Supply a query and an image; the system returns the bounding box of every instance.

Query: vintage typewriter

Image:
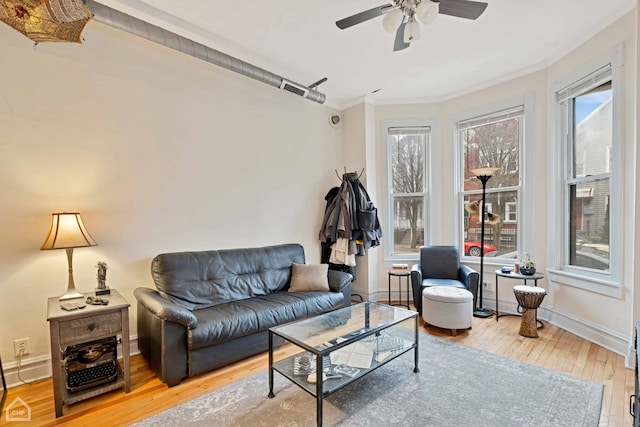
[64,336,118,392]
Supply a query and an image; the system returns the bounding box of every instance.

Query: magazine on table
[329,342,373,369]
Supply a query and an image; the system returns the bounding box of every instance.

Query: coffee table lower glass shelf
[268,301,419,427]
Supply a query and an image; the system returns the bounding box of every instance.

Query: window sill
[461,257,512,268]
[547,268,622,298]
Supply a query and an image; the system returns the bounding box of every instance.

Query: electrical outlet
[14,338,30,357]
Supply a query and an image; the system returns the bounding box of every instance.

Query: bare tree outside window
[388,127,428,256]
[459,107,523,258]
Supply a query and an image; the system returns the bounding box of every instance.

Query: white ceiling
[97,0,635,109]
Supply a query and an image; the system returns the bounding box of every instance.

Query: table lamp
[41,212,97,300]
[470,167,500,318]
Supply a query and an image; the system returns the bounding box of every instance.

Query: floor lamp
[471,167,500,318]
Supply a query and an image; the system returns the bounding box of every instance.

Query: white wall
[358,10,637,358]
[544,10,637,357]
[340,103,370,297]
[0,21,342,380]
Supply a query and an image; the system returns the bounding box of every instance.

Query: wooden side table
[47,290,130,417]
[388,269,411,309]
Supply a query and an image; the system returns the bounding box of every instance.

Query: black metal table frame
[495,269,545,329]
[388,269,411,309]
[268,303,419,427]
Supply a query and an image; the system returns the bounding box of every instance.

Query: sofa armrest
[458,265,479,307]
[410,264,423,314]
[328,269,353,308]
[134,287,192,386]
[328,269,352,292]
[134,287,198,329]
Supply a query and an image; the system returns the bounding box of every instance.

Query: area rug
[132,333,603,427]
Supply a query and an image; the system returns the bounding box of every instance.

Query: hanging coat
[318,171,382,261]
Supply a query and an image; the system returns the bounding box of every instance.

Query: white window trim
[452,95,533,264]
[547,45,623,298]
[382,118,435,262]
[505,202,517,223]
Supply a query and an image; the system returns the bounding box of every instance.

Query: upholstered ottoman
[422,287,473,336]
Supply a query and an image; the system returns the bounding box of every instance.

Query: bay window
[458,106,523,259]
[549,48,621,296]
[384,123,430,259]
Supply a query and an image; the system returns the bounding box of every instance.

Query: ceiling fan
[336,0,488,51]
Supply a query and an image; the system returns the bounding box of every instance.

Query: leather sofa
[134,243,352,386]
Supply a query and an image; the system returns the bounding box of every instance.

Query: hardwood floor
[1,314,634,426]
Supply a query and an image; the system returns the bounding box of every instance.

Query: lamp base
[473,308,494,318]
[58,248,85,301]
[59,289,85,301]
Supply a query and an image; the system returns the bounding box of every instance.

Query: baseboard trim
[485,298,632,368]
[373,291,633,369]
[544,307,631,367]
[3,354,51,389]
[3,336,141,388]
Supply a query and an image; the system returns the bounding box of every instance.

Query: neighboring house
[574,97,612,244]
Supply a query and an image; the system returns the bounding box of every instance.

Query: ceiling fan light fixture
[416,0,439,25]
[403,18,420,43]
[382,8,404,33]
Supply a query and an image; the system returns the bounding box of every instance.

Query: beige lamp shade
[470,167,500,177]
[41,212,97,300]
[41,212,97,250]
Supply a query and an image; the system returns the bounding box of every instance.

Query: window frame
[382,119,433,262]
[454,97,531,263]
[505,202,517,223]
[548,46,622,297]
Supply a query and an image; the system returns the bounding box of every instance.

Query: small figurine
[95,261,111,295]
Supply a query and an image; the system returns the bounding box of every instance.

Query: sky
[575,90,612,123]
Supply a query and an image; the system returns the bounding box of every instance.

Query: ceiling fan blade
[336,4,393,29]
[436,0,488,20]
[393,21,409,52]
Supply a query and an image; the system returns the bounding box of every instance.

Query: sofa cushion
[151,244,305,310]
[289,263,330,292]
[188,291,343,350]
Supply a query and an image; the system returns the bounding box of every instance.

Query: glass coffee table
[268,302,419,426]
